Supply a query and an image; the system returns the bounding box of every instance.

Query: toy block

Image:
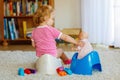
[64,68,72,75]
[18,68,25,76]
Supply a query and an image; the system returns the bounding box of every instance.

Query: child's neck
[39,22,47,26]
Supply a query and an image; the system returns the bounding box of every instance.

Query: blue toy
[64,68,72,75]
[18,68,25,76]
[70,51,102,75]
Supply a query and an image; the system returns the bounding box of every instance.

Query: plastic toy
[70,51,102,75]
[56,67,67,76]
[24,68,31,74]
[58,71,67,76]
[56,66,64,73]
[18,68,25,76]
[64,68,72,75]
[36,54,62,75]
[29,69,37,74]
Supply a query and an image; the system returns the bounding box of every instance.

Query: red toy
[56,67,67,76]
[24,68,31,74]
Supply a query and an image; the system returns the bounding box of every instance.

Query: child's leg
[57,48,68,61]
[57,48,71,64]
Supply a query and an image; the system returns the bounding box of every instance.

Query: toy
[70,51,102,75]
[58,71,67,76]
[64,68,72,75]
[18,68,25,76]
[56,67,67,76]
[24,68,31,74]
[56,66,64,73]
[29,69,37,74]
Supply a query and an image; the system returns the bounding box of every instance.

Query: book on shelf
[9,1,13,16]
[22,21,27,39]
[13,1,17,16]
[8,21,15,40]
[11,18,18,39]
[4,0,49,16]
[4,18,18,40]
[16,1,20,16]
[4,18,9,39]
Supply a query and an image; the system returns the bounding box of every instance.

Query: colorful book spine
[8,21,15,40]
[11,18,18,39]
[6,3,10,16]
[17,1,20,16]
[23,21,27,38]
[9,1,13,16]
[4,18,9,39]
[4,19,7,39]
[13,1,17,16]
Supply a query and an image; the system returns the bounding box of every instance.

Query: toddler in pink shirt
[31,5,83,64]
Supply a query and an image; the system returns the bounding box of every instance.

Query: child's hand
[77,41,84,47]
[71,46,76,51]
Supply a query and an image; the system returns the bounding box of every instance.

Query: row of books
[4,18,32,40]
[4,18,19,40]
[4,0,49,16]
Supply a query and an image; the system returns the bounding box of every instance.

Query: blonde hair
[33,5,54,26]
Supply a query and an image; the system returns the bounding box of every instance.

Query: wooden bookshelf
[0,0,54,46]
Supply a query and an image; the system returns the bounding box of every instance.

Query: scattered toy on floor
[18,68,25,76]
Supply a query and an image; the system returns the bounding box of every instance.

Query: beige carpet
[0,48,120,80]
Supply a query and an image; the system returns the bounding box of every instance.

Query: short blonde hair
[33,5,54,26]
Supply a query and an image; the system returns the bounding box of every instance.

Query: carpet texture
[0,48,120,80]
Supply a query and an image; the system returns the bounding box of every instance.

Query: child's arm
[60,34,77,45]
[72,41,84,51]
[31,39,35,48]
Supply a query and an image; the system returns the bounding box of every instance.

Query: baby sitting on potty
[31,5,84,75]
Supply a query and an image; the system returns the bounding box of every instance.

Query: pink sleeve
[50,27,62,39]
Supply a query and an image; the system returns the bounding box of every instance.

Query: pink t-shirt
[31,25,62,57]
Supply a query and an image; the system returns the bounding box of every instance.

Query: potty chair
[70,51,102,75]
[36,54,62,75]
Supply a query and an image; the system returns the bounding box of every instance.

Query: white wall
[54,0,81,30]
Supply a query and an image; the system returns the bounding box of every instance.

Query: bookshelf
[0,0,54,46]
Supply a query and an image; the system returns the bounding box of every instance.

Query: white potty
[36,54,62,75]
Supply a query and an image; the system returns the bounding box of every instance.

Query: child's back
[32,25,61,57]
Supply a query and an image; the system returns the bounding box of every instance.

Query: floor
[0,43,117,51]
[0,43,75,51]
